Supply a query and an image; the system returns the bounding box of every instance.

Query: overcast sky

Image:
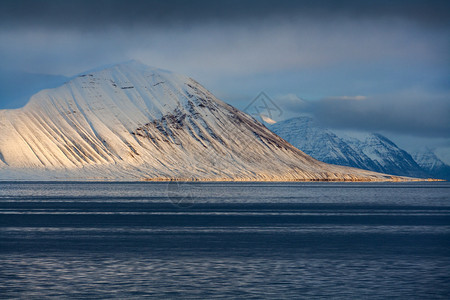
[0,0,449,159]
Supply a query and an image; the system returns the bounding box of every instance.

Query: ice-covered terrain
[269,116,429,178]
[0,61,412,181]
[413,149,450,180]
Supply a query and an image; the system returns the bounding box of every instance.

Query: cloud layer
[2,0,449,29]
[274,91,449,138]
[0,0,448,141]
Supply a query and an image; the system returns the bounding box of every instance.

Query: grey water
[0,182,449,299]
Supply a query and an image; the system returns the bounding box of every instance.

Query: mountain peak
[74,60,178,81]
[413,148,450,180]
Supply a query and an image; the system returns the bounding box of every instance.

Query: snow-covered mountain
[269,116,428,178]
[268,116,378,170]
[0,61,403,181]
[342,133,428,177]
[413,149,450,180]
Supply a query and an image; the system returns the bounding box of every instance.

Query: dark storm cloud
[1,0,450,29]
[314,97,450,138]
[275,91,450,138]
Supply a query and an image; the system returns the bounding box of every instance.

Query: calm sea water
[0,182,449,299]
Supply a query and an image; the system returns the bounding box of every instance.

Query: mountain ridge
[413,148,450,180]
[269,116,434,179]
[0,62,422,181]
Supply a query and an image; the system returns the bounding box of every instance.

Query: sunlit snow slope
[0,61,408,181]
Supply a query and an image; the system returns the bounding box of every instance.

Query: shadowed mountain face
[0,61,404,181]
[413,149,450,180]
[269,116,429,178]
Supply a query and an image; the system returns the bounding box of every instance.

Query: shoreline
[0,178,443,183]
[142,177,444,183]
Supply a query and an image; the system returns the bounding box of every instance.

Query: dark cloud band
[1,0,449,29]
[281,95,450,138]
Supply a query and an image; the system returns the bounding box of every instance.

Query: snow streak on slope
[0,61,407,181]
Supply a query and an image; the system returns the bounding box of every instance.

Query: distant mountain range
[269,116,449,180]
[413,149,450,180]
